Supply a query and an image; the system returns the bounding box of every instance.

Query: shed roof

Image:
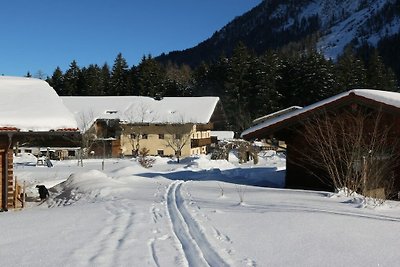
[0,76,78,132]
[61,96,220,131]
[241,89,400,139]
[252,106,302,125]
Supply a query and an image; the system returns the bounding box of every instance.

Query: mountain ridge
[156,0,400,66]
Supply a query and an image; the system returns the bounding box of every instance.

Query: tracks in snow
[71,201,136,266]
[166,180,229,267]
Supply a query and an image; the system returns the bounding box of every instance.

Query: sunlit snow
[2,152,399,266]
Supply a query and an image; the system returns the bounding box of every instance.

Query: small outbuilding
[0,76,78,211]
[242,89,400,197]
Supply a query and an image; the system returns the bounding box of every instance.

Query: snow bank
[14,153,37,166]
[53,170,132,204]
[184,155,236,170]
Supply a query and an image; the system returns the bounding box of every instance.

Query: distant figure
[36,185,49,200]
[46,158,53,168]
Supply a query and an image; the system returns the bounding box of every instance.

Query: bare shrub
[164,122,192,163]
[236,185,246,204]
[211,141,232,160]
[217,183,225,197]
[296,107,398,201]
[138,147,155,168]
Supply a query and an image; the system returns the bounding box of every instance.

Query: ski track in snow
[240,202,400,223]
[148,182,173,267]
[165,180,229,267]
[148,238,161,267]
[70,201,135,266]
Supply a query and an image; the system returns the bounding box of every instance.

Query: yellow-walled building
[62,96,223,158]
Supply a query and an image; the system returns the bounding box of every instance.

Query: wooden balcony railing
[191,137,212,148]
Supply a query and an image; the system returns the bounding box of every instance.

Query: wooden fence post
[22,181,26,208]
[14,176,17,208]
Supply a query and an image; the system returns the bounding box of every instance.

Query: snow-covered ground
[2,152,400,267]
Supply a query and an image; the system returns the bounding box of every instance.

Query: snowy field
[2,152,400,267]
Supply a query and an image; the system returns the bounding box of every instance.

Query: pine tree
[223,43,253,134]
[294,52,336,106]
[83,64,104,95]
[126,65,138,96]
[110,53,129,95]
[248,51,283,119]
[276,54,303,107]
[377,33,400,86]
[63,60,81,96]
[164,62,193,96]
[136,55,166,97]
[367,50,397,91]
[100,63,111,96]
[48,67,64,95]
[335,48,367,91]
[277,51,336,107]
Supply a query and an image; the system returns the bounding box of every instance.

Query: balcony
[196,123,213,131]
[191,137,212,148]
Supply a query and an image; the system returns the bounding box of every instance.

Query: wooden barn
[0,77,78,211]
[242,89,400,198]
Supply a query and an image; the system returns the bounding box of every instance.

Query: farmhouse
[242,89,400,198]
[0,76,78,211]
[61,96,224,158]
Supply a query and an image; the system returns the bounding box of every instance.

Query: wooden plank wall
[0,144,14,210]
[6,149,13,208]
[0,151,2,209]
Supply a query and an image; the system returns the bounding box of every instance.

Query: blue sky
[0,0,261,77]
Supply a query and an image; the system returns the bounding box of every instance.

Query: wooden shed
[242,89,400,197]
[0,76,78,211]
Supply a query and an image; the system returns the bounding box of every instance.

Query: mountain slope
[156,0,400,66]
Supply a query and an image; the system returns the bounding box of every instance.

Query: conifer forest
[45,44,398,136]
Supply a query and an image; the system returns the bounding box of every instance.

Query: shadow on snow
[138,167,285,188]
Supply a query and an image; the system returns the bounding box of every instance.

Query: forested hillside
[47,46,397,136]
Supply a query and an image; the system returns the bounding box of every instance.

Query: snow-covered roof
[0,76,78,132]
[210,131,235,140]
[252,106,302,126]
[242,89,400,138]
[61,96,220,131]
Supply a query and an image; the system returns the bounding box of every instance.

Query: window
[68,150,76,157]
[157,150,164,156]
[142,134,148,139]
[159,134,164,139]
